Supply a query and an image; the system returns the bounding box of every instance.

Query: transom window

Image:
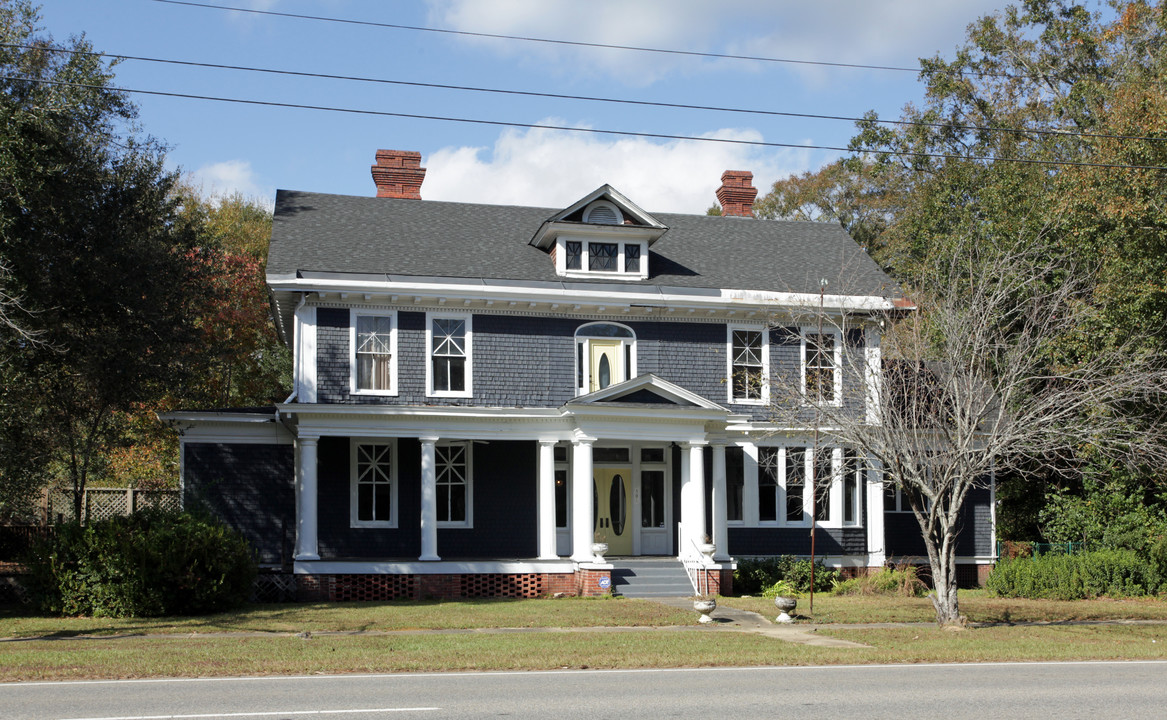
[428,313,472,397]
[351,440,397,527]
[728,326,769,403]
[351,310,397,395]
[436,443,472,526]
[575,322,636,395]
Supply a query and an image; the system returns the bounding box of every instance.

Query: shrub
[986,548,1162,600]
[733,556,839,595]
[26,510,256,617]
[833,565,928,597]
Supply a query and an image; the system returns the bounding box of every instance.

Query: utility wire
[10,74,1166,172]
[8,42,1162,145]
[149,0,925,75]
[148,0,1153,87]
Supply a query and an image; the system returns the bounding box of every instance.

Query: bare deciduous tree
[768,237,1167,625]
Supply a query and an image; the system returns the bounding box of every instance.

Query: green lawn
[0,596,694,639]
[3,592,1167,682]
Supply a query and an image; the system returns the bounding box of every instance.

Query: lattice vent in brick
[251,572,298,603]
[330,574,417,601]
[461,573,544,598]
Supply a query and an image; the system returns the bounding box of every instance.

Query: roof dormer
[529,185,668,281]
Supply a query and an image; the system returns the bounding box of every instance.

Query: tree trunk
[925,531,962,625]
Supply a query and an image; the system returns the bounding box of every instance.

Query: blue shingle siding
[314,437,537,560]
[728,527,865,556]
[884,485,994,558]
[437,441,538,558]
[184,443,294,565]
[316,436,422,558]
[313,311,867,421]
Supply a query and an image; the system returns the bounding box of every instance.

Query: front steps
[610,557,694,598]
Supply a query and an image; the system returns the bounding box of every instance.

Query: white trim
[727,324,769,405]
[801,327,843,407]
[295,303,317,403]
[556,236,650,281]
[435,440,473,528]
[349,309,399,397]
[350,438,399,528]
[426,311,473,398]
[294,559,577,575]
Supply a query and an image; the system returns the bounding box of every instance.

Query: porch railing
[681,525,711,596]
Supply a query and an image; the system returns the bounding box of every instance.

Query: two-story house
[167,150,995,600]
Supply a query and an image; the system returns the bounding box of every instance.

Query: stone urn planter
[693,598,717,624]
[697,542,716,564]
[774,595,797,624]
[591,542,609,562]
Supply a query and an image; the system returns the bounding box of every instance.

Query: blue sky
[37,0,1016,213]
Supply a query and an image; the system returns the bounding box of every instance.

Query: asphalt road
[5,661,1167,720]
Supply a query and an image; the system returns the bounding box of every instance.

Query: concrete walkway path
[648,596,872,648]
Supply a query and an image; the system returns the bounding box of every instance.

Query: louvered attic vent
[585,202,620,224]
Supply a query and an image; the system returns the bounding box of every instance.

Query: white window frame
[554,236,650,280]
[350,439,398,528]
[350,309,398,397]
[782,446,811,528]
[575,322,637,396]
[727,325,770,404]
[426,312,473,398]
[436,441,473,528]
[801,328,843,407]
[554,445,571,531]
[842,448,864,526]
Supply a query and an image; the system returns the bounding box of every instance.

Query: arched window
[575,322,636,395]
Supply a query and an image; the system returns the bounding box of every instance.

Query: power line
[10,74,1166,173]
[8,42,1161,145]
[143,0,928,76]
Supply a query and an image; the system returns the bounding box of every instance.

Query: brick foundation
[296,570,605,601]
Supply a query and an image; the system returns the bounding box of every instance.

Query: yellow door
[594,468,632,555]
[589,340,621,392]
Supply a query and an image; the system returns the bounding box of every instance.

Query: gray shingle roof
[268,190,899,297]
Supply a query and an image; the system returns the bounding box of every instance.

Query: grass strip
[719,590,1167,625]
[3,625,1167,682]
[0,597,693,639]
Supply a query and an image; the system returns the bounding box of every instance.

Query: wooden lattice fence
[47,488,181,525]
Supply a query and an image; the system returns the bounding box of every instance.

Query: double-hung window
[728,326,768,403]
[427,313,472,397]
[351,440,397,527]
[813,449,833,522]
[843,448,863,525]
[758,446,780,523]
[803,329,841,404]
[436,442,472,527]
[351,311,397,395]
[785,448,806,523]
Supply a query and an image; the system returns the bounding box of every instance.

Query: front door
[588,340,621,392]
[594,468,632,555]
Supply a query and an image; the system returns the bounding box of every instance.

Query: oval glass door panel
[598,354,611,389]
[609,473,626,535]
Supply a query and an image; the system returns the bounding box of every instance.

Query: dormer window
[530,185,667,281]
[555,238,648,279]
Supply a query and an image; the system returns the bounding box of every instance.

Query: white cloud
[187,160,274,209]
[422,123,815,213]
[424,0,1007,85]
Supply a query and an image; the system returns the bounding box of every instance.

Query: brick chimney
[716,170,758,217]
[371,150,426,199]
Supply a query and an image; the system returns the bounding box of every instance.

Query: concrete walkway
[649,596,873,648]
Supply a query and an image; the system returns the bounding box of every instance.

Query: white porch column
[419,436,441,561]
[711,442,730,561]
[294,435,320,560]
[679,441,707,557]
[570,439,594,562]
[866,457,886,568]
[537,440,558,559]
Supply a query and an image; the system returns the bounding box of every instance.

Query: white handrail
[679,524,711,596]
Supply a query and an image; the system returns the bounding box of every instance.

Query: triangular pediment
[565,374,728,412]
[529,185,668,249]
